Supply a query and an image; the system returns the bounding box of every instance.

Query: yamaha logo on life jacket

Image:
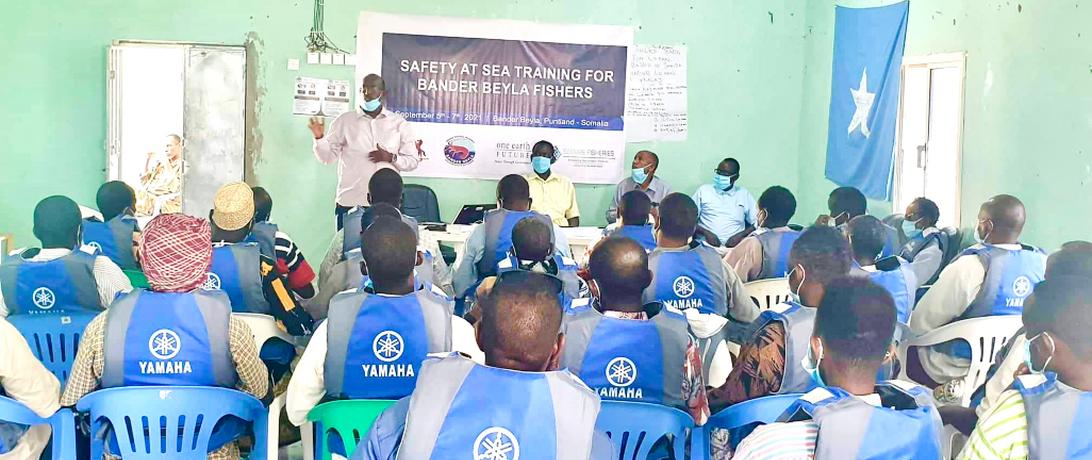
[474,426,519,460]
[31,287,55,310]
[87,241,103,253]
[140,328,193,375]
[1009,276,1033,306]
[599,357,642,399]
[664,275,703,311]
[362,330,415,378]
[202,272,221,291]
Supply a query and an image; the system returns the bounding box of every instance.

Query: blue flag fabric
[825,1,909,200]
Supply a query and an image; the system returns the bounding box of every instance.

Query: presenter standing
[308,73,419,230]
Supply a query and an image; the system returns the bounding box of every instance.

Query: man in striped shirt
[252,187,317,300]
[960,276,1092,459]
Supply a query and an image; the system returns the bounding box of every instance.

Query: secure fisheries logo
[141,328,193,375]
[598,357,642,400]
[663,275,704,311]
[443,136,476,165]
[362,330,415,378]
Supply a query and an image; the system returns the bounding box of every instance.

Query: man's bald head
[589,237,652,306]
[477,271,563,371]
[980,194,1027,241]
[512,218,553,261]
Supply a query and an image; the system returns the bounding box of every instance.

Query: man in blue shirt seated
[353,271,611,460]
[606,150,672,224]
[604,190,657,252]
[693,158,758,248]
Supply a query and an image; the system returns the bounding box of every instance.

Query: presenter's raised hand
[308,117,325,139]
[369,144,394,163]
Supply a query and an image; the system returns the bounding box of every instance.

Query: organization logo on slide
[443,136,476,165]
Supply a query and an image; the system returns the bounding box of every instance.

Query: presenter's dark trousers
[335,204,353,231]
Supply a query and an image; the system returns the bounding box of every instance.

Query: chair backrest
[706,393,803,432]
[904,315,1023,406]
[0,396,75,460]
[233,312,296,350]
[882,213,905,230]
[307,399,396,460]
[9,311,97,387]
[744,278,792,312]
[596,401,692,460]
[402,184,441,223]
[76,386,267,460]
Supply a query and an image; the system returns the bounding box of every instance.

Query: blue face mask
[632,166,649,184]
[712,173,735,191]
[1023,332,1055,375]
[802,340,826,387]
[902,219,922,239]
[532,156,552,174]
[361,96,381,112]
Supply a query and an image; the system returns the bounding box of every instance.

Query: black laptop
[452,204,497,225]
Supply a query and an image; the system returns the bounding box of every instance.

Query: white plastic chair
[233,312,300,456]
[744,278,792,312]
[898,315,1023,407]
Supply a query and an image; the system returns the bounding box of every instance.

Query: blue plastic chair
[76,386,268,460]
[0,395,75,460]
[9,311,97,387]
[701,393,803,458]
[596,401,694,460]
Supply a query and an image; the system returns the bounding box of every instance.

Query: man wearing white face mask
[308,73,420,230]
[908,195,1046,394]
[606,150,672,224]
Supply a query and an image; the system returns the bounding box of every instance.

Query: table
[423,224,605,267]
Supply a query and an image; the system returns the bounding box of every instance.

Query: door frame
[892,52,967,226]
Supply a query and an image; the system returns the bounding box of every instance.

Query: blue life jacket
[101,289,237,388]
[643,241,728,316]
[560,302,690,410]
[0,249,101,315]
[959,244,1047,319]
[609,224,657,252]
[1014,372,1092,459]
[496,252,582,301]
[866,257,918,324]
[754,301,818,394]
[778,382,943,459]
[324,289,452,400]
[396,353,600,460]
[900,230,948,285]
[341,207,420,259]
[755,229,802,279]
[82,215,139,270]
[478,209,553,278]
[207,243,270,314]
[245,221,278,260]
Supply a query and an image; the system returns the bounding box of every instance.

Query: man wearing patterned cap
[61,214,270,460]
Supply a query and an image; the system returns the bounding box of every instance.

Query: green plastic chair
[307,399,396,460]
[122,270,149,289]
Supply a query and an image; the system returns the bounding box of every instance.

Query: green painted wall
[1,0,809,260]
[797,0,1092,250]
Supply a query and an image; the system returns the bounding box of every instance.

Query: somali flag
[825,1,909,200]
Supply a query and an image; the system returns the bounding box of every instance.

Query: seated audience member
[452,174,570,297]
[730,278,942,459]
[605,190,658,252]
[83,181,140,271]
[847,215,918,324]
[606,150,672,224]
[353,271,609,460]
[0,195,132,317]
[250,186,316,300]
[318,169,453,302]
[61,214,269,460]
[496,217,583,300]
[526,140,581,227]
[0,316,61,458]
[900,197,947,284]
[562,236,708,422]
[941,241,1092,435]
[817,186,901,257]
[959,276,1092,459]
[709,226,852,409]
[208,182,313,337]
[693,158,758,247]
[286,216,481,437]
[724,185,801,282]
[908,195,1045,391]
[644,192,752,386]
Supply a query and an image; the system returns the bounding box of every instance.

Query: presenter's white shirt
[313,108,420,207]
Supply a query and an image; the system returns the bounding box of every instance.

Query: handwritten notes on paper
[626,44,688,142]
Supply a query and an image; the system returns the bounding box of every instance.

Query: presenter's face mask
[361,96,381,112]
[532,156,552,174]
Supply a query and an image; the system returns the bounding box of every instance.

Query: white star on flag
[847,68,875,138]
